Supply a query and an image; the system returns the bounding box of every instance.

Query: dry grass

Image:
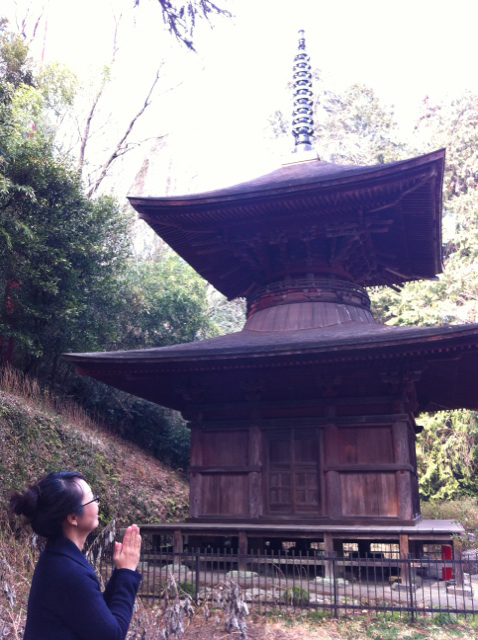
[0,365,189,527]
[0,364,111,434]
[0,525,39,639]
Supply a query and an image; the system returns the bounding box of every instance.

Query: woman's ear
[66,514,78,527]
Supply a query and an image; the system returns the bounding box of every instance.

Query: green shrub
[281,586,309,606]
[179,581,196,598]
[433,612,458,625]
[421,497,478,551]
[306,610,331,623]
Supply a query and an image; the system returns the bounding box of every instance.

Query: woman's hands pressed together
[113,524,142,571]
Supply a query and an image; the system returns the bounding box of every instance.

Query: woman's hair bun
[10,485,41,520]
[10,471,85,538]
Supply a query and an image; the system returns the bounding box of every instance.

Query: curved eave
[129,150,445,211]
[64,323,478,412]
[64,323,478,370]
[128,150,445,298]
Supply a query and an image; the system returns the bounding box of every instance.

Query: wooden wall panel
[201,474,249,516]
[189,427,202,466]
[338,427,394,464]
[189,473,202,518]
[340,473,398,517]
[267,430,292,514]
[268,469,292,514]
[202,430,249,467]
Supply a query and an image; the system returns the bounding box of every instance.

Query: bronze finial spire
[292,30,315,154]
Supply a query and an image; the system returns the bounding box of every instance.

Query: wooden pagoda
[66,33,478,557]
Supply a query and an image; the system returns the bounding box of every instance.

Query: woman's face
[75,478,100,534]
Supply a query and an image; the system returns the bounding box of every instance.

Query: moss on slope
[0,390,189,527]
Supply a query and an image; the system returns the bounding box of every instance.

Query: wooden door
[266,429,320,515]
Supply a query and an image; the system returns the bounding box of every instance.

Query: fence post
[173,529,183,561]
[399,534,410,584]
[408,554,415,623]
[238,531,247,571]
[195,549,200,606]
[323,533,334,580]
[332,552,339,619]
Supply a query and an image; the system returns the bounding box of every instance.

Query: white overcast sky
[4,0,478,195]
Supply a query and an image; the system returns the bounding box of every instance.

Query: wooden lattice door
[266,429,320,515]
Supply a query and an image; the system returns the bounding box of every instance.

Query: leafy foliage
[281,586,310,606]
[369,92,478,501]
[415,93,478,200]
[68,377,191,469]
[0,20,217,467]
[134,0,232,50]
[0,116,132,376]
[417,412,478,500]
[0,18,33,89]
[421,497,478,550]
[63,252,221,470]
[119,253,215,349]
[269,78,408,165]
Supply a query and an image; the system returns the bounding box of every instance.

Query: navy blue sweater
[23,536,141,640]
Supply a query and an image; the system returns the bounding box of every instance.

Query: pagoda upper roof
[129,149,445,297]
[65,320,478,412]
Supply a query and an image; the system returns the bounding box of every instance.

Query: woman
[10,471,142,640]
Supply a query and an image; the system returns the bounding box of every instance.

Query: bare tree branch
[28,13,44,45]
[111,134,167,158]
[13,2,46,45]
[78,88,102,173]
[87,67,164,198]
[78,14,122,174]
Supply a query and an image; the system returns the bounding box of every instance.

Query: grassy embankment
[0,366,189,526]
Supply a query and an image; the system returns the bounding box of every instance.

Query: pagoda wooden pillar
[189,427,202,518]
[248,423,263,518]
[323,423,341,520]
[393,421,413,522]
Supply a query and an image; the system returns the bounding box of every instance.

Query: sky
[4,0,478,197]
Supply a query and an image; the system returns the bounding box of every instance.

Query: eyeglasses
[81,495,100,507]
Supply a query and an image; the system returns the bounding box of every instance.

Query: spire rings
[292,30,315,152]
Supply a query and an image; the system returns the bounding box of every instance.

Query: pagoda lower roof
[66,322,478,365]
[128,150,445,296]
[65,321,478,411]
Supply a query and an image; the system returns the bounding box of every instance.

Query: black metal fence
[92,535,478,620]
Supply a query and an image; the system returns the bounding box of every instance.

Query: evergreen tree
[0,20,218,466]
